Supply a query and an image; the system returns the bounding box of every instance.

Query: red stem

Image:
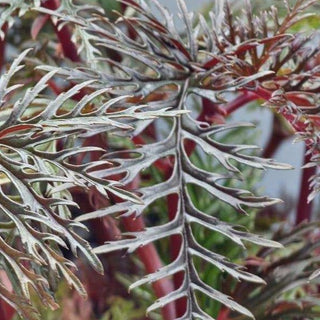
[0,302,15,320]
[262,132,284,159]
[0,271,15,320]
[121,174,176,320]
[254,86,272,100]
[0,303,11,320]
[262,115,291,159]
[225,91,258,115]
[122,216,177,320]
[41,0,80,62]
[295,148,316,225]
[217,307,230,320]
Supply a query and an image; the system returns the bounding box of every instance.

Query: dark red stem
[122,216,177,320]
[262,115,291,159]
[262,132,284,159]
[0,302,14,320]
[225,91,258,115]
[42,0,80,62]
[295,148,316,225]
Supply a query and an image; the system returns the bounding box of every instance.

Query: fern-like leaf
[1,0,319,318]
[0,48,181,318]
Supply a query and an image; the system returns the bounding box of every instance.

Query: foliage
[229,223,320,320]
[0,0,319,320]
